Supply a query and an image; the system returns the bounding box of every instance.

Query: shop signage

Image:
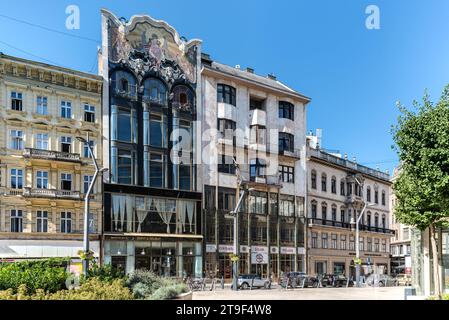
[405,256,412,274]
[206,244,217,253]
[270,247,279,254]
[218,245,234,253]
[297,247,306,255]
[281,247,296,255]
[240,245,250,253]
[251,246,268,265]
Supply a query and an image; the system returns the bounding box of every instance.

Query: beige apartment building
[306,132,394,277]
[0,53,103,261]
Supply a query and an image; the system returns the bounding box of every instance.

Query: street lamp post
[76,133,106,277]
[352,176,374,287]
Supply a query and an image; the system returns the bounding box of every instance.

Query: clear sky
[1,0,449,175]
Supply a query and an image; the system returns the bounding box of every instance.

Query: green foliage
[392,85,449,229]
[126,270,188,300]
[428,293,449,300]
[0,258,69,294]
[83,262,125,283]
[149,283,188,300]
[0,278,133,300]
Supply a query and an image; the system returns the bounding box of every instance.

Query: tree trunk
[429,224,442,299]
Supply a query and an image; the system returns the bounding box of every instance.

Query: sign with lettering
[251,246,268,265]
[206,244,217,253]
[297,247,306,255]
[218,245,234,253]
[281,247,296,255]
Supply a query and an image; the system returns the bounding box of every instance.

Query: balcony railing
[23,148,81,163]
[23,187,81,200]
[308,148,390,181]
[308,218,395,235]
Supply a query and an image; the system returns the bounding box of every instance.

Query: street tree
[392,85,449,299]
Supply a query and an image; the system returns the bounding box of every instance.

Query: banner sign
[281,247,296,255]
[206,244,217,253]
[251,246,268,265]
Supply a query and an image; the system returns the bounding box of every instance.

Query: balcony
[23,187,81,200]
[345,194,364,205]
[249,109,266,127]
[308,218,395,235]
[279,148,301,158]
[23,148,81,163]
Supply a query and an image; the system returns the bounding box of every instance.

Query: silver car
[237,274,270,289]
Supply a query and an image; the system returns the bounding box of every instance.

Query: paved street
[193,286,405,300]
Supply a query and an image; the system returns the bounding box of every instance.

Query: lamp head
[76,136,88,144]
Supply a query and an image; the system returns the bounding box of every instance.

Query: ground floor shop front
[103,236,203,278]
[205,244,305,281]
[309,252,390,278]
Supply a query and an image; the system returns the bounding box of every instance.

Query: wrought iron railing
[23,148,81,163]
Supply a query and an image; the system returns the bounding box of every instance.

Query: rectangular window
[36,210,48,233]
[279,132,294,153]
[311,232,318,248]
[84,104,95,122]
[279,196,295,217]
[149,153,165,188]
[322,233,328,249]
[279,165,294,183]
[36,96,48,115]
[218,188,236,212]
[374,239,380,252]
[250,98,264,110]
[83,140,94,158]
[60,136,72,153]
[340,181,345,196]
[359,237,364,251]
[218,155,236,175]
[35,133,49,150]
[249,125,266,145]
[278,101,294,120]
[118,150,133,185]
[340,235,347,250]
[403,227,410,240]
[349,236,355,251]
[60,173,72,191]
[149,113,166,147]
[36,171,48,189]
[11,91,23,111]
[249,192,268,215]
[179,164,191,191]
[217,84,236,106]
[60,212,72,233]
[83,175,93,194]
[217,119,236,141]
[10,209,23,232]
[10,169,23,189]
[61,100,72,119]
[331,234,338,249]
[249,159,266,180]
[10,130,24,150]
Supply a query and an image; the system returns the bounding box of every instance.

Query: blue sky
[1,0,449,174]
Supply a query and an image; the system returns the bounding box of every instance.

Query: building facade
[306,138,394,278]
[201,56,310,281]
[0,53,103,261]
[99,10,203,277]
[389,167,412,275]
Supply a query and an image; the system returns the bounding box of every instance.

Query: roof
[0,52,102,82]
[202,57,311,104]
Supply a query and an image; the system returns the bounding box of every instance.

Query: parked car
[395,274,412,286]
[236,274,270,289]
[281,272,318,288]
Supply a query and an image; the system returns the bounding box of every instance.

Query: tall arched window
[382,214,386,229]
[172,85,195,111]
[321,173,327,192]
[321,202,327,223]
[331,176,337,194]
[366,211,372,228]
[111,70,137,98]
[340,179,345,196]
[311,170,317,189]
[143,78,167,105]
[311,200,317,219]
[382,190,386,206]
[367,186,371,202]
[374,213,379,228]
[331,205,337,222]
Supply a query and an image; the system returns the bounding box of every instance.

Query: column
[172,109,179,190]
[267,191,271,278]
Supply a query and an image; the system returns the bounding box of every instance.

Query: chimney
[246,67,254,74]
[344,154,348,160]
[267,73,277,80]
